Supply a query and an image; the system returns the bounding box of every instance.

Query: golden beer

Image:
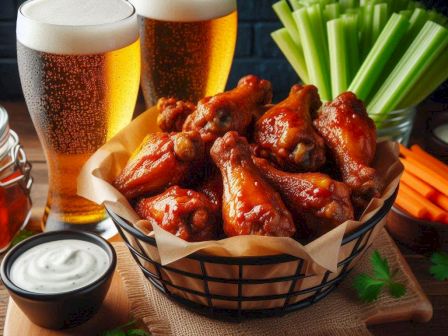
[17,0,140,235]
[131,0,237,105]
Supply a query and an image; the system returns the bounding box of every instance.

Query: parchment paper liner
[78,107,403,274]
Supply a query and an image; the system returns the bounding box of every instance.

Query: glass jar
[376,106,417,145]
[0,105,33,252]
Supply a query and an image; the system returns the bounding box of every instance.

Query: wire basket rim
[105,187,398,263]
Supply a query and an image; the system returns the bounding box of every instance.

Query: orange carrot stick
[400,183,447,223]
[401,170,437,199]
[432,193,448,212]
[410,144,448,177]
[396,188,430,219]
[399,143,414,158]
[400,157,448,197]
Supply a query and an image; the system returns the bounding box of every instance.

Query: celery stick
[368,22,448,121]
[340,0,359,11]
[328,18,349,97]
[348,14,409,101]
[272,28,310,83]
[399,10,412,20]
[397,44,448,108]
[342,13,360,82]
[293,8,332,100]
[360,3,374,59]
[372,3,389,44]
[288,0,302,11]
[324,3,341,21]
[273,1,301,45]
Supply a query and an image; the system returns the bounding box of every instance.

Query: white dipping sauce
[10,239,110,294]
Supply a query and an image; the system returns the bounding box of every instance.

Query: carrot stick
[398,143,414,158]
[410,144,448,177]
[396,187,430,219]
[400,157,448,197]
[400,183,448,223]
[401,170,437,199]
[432,193,448,212]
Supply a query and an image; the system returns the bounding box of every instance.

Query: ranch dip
[10,239,109,294]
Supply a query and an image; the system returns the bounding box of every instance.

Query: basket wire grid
[106,189,397,321]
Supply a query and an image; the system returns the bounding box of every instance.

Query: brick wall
[0,0,446,101]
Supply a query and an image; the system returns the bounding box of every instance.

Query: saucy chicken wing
[157,97,196,132]
[313,92,381,208]
[254,85,326,171]
[196,169,223,211]
[253,157,354,238]
[183,75,273,144]
[136,186,218,242]
[114,131,205,199]
[211,131,296,237]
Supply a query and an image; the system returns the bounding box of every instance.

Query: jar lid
[0,106,11,157]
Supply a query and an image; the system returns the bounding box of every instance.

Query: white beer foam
[17,0,138,55]
[131,0,237,22]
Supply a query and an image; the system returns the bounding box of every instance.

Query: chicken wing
[196,168,223,211]
[157,97,196,132]
[313,92,381,208]
[211,131,295,237]
[253,157,354,238]
[253,84,326,172]
[136,186,218,242]
[114,131,205,199]
[183,75,273,144]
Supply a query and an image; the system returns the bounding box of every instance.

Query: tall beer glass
[131,0,237,106]
[17,0,140,237]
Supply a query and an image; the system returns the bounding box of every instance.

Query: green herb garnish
[353,250,406,303]
[11,229,34,246]
[99,320,150,336]
[430,251,448,281]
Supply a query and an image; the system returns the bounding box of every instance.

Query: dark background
[0,0,447,101]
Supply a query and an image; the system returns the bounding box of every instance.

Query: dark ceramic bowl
[387,206,448,254]
[0,231,116,330]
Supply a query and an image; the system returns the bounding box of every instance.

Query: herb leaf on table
[99,320,150,336]
[353,250,406,302]
[11,230,34,246]
[430,251,448,281]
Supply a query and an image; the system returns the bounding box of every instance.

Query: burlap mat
[116,229,428,336]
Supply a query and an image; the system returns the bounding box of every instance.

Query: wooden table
[0,100,447,335]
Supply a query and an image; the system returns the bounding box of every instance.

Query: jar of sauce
[0,105,33,252]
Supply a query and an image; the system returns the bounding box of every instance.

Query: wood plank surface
[0,100,447,335]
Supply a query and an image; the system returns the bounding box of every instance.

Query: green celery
[272,29,310,83]
[328,18,349,97]
[348,13,409,101]
[288,0,302,10]
[399,10,412,20]
[360,3,374,59]
[324,3,341,21]
[368,22,448,121]
[340,0,359,11]
[342,13,360,81]
[372,3,389,44]
[293,8,332,100]
[273,1,301,45]
[397,44,448,108]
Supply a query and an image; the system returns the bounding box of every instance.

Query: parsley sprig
[430,251,448,281]
[11,229,34,246]
[99,320,150,336]
[353,250,406,303]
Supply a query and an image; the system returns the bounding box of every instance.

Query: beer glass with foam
[17,0,140,237]
[131,0,237,106]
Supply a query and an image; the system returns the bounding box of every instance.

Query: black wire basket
[106,188,397,321]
